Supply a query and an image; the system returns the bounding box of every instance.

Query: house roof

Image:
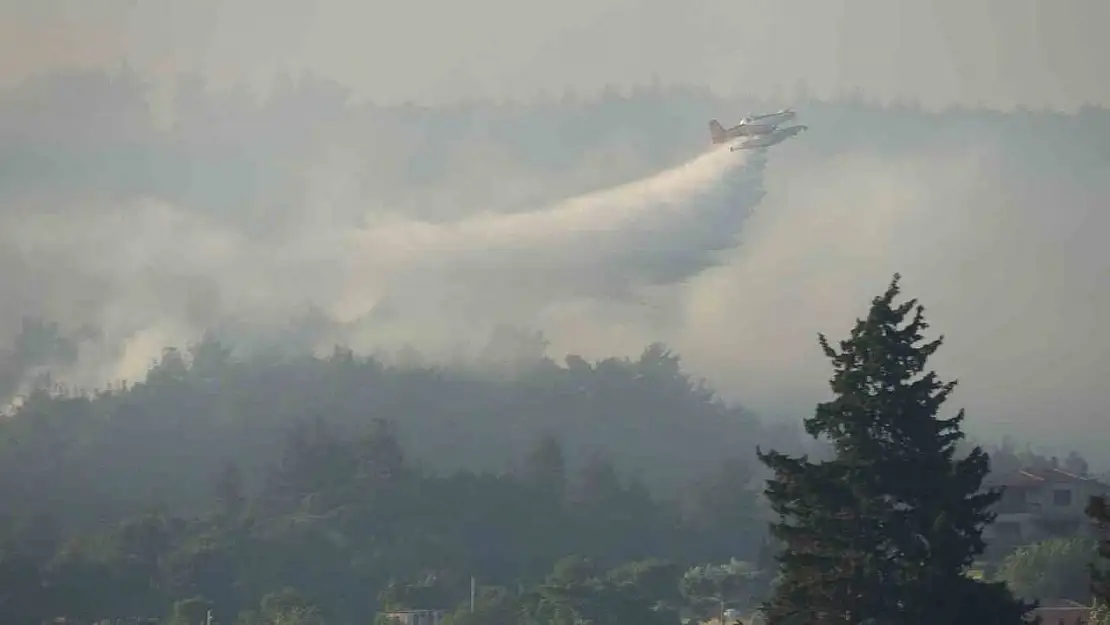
[1030,600,1091,625]
[985,467,1110,489]
[1040,600,1087,608]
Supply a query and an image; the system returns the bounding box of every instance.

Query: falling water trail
[365,146,769,308]
[0,143,771,393]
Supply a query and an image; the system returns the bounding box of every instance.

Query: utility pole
[470,575,476,612]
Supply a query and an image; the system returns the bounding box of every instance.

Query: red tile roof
[986,467,1108,488]
[1030,600,1091,625]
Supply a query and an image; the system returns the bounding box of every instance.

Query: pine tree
[757,274,1033,625]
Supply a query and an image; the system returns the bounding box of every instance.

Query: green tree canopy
[680,559,762,621]
[757,274,1033,625]
[995,537,1096,602]
[1089,496,1110,608]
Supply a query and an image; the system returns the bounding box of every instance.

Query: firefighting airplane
[707,108,806,151]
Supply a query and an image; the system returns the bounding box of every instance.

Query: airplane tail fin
[708,119,727,143]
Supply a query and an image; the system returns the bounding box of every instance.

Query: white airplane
[709,108,798,146]
[730,124,808,151]
[708,118,776,145]
[740,108,796,128]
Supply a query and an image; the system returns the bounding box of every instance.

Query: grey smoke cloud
[0,49,1108,469]
[371,148,764,319]
[0,71,769,394]
[659,140,1110,462]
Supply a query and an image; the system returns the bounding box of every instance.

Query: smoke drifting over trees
[1,68,1108,462]
[0,63,1108,623]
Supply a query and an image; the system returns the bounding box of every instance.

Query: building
[1029,599,1092,625]
[382,609,449,625]
[983,467,1110,545]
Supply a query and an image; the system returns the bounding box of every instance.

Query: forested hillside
[0,334,798,524]
[0,337,783,624]
[2,71,1110,623]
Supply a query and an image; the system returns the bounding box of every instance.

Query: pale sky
[2,0,1109,109]
[2,1,1109,462]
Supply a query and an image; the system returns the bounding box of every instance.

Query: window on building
[1053,489,1072,506]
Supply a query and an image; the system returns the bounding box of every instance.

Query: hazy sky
[2,1,1109,463]
[3,0,1109,109]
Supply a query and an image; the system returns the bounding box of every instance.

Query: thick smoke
[367,148,764,334]
[662,140,1110,463]
[1,69,1108,468]
[0,69,767,397]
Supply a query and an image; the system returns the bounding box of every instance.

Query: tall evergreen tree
[757,274,1032,625]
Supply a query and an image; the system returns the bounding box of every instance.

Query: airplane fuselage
[726,123,775,138]
[709,119,775,143]
[731,125,807,150]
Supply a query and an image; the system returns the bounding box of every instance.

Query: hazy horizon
[4,1,1110,110]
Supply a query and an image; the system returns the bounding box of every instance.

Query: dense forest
[0,329,803,519]
[2,71,1110,623]
[0,338,782,623]
[1,277,1105,624]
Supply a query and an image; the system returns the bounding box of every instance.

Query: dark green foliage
[680,559,763,621]
[214,460,247,519]
[1089,496,1110,604]
[438,558,687,625]
[0,334,779,623]
[0,337,768,530]
[380,572,461,611]
[0,550,49,625]
[523,433,567,503]
[0,375,766,622]
[441,585,525,625]
[232,588,326,625]
[527,558,683,625]
[757,274,1034,625]
[681,457,763,561]
[995,537,1097,602]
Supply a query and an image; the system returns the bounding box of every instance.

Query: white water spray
[357,145,766,329]
[1,143,768,393]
